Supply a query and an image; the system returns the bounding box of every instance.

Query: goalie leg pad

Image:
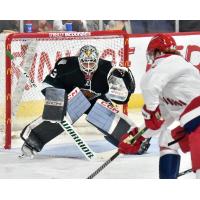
[86,99,136,146]
[42,87,68,122]
[66,87,91,124]
[21,117,64,152]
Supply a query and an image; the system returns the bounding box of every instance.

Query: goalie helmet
[78,45,99,75]
[146,33,177,63]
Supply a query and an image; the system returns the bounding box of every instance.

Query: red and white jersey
[140,54,200,121]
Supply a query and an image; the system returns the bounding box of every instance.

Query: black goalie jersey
[43,56,112,105]
[43,56,134,106]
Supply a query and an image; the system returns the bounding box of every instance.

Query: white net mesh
[0,31,127,148]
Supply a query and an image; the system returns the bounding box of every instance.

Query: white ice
[0,110,195,179]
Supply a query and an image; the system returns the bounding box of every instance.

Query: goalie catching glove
[118,127,145,154]
[106,67,135,104]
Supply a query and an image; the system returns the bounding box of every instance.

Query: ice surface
[0,109,195,179]
[0,135,194,179]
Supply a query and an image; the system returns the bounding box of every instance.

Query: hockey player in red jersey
[118,33,200,179]
[20,44,146,158]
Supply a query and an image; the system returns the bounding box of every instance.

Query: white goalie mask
[78,45,99,75]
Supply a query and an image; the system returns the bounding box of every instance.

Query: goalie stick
[87,127,148,179]
[59,119,96,160]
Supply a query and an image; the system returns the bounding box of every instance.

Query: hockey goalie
[19,45,150,158]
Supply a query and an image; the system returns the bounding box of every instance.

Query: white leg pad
[86,99,136,141]
[67,87,91,124]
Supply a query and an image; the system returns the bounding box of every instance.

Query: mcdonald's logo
[124,61,129,67]
[6,118,11,125]
[124,38,129,45]
[6,68,12,75]
[6,93,11,101]
[6,44,11,50]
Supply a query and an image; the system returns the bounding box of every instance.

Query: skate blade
[18,153,35,159]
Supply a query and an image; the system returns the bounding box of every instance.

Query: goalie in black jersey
[20,45,150,157]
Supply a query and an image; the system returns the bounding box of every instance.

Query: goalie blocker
[42,87,68,121]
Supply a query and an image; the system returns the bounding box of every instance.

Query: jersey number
[50,69,57,78]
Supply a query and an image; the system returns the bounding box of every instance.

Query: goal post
[0,30,130,149]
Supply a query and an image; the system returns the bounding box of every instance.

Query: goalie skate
[19,143,37,159]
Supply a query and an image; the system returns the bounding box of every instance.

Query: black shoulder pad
[98,59,112,74]
[56,58,68,66]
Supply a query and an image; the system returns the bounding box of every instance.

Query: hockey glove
[107,67,135,104]
[118,127,145,154]
[142,105,164,130]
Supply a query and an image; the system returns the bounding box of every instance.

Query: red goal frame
[4,30,130,149]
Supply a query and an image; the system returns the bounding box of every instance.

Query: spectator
[104,20,126,31]
[0,20,19,33]
[38,20,53,32]
[23,20,38,32]
[23,20,53,32]
[53,20,87,32]
[53,20,64,31]
[130,20,175,34]
[179,20,200,32]
[86,20,99,31]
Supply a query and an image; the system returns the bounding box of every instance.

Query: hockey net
[0,30,129,149]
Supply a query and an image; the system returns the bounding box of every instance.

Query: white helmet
[78,45,99,75]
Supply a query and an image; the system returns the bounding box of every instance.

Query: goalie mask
[78,45,99,75]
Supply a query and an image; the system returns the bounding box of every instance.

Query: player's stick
[87,127,148,179]
[178,168,193,177]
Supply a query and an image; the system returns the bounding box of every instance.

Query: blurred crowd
[0,20,200,33]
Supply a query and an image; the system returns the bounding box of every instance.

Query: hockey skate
[19,143,37,159]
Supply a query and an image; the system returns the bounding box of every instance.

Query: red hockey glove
[118,127,145,154]
[142,105,164,130]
